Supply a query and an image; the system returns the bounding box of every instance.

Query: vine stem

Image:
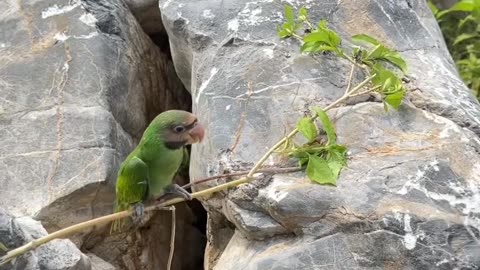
[345,64,356,94]
[182,166,302,189]
[167,206,176,270]
[0,174,259,266]
[246,74,375,178]
[0,74,375,267]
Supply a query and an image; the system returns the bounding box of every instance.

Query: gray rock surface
[0,208,91,270]
[0,0,195,269]
[159,0,480,269]
[0,0,189,224]
[124,0,165,35]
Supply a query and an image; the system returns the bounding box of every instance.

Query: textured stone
[159,0,480,269]
[124,0,165,35]
[0,0,195,269]
[0,209,91,270]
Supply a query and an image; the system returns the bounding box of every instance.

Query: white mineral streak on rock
[403,214,417,250]
[54,32,98,42]
[79,13,97,27]
[41,1,80,19]
[196,67,218,104]
[203,9,215,19]
[75,32,99,39]
[228,18,239,32]
[263,48,274,59]
[260,178,295,203]
[54,32,70,42]
[397,161,480,236]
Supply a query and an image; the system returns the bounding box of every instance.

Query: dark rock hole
[140,21,207,270]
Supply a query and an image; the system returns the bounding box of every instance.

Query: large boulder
[0,208,91,270]
[159,0,480,269]
[0,0,196,269]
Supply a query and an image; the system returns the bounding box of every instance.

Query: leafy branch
[0,5,409,266]
[273,5,408,185]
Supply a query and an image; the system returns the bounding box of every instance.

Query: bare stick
[167,206,176,270]
[345,64,356,94]
[0,174,259,266]
[182,166,302,189]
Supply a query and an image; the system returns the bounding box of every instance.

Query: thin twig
[349,87,379,98]
[345,64,356,94]
[182,166,302,189]
[167,206,176,270]
[0,174,261,266]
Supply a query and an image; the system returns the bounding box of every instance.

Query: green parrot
[111,110,205,232]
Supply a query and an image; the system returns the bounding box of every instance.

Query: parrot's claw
[132,202,145,224]
[165,184,192,201]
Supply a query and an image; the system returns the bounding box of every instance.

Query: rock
[0,0,196,268]
[0,209,91,270]
[159,0,480,269]
[86,254,116,270]
[124,0,165,35]
[0,0,189,225]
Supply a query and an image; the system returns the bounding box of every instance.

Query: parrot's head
[151,110,205,149]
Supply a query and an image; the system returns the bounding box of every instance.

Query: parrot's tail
[110,201,127,234]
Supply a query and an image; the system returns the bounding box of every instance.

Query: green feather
[110,110,193,233]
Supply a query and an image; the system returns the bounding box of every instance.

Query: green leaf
[383,53,408,73]
[304,21,341,49]
[366,44,388,59]
[301,42,336,53]
[384,90,404,110]
[372,64,401,88]
[304,32,330,43]
[312,108,336,145]
[351,34,380,46]
[427,1,439,16]
[459,14,475,28]
[284,5,295,24]
[453,33,479,45]
[437,1,474,18]
[362,44,407,73]
[277,26,290,38]
[306,154,336,185]
[318,19,327,29]
[299,7,308,21]
[327,144,347,179]
[297,117,318,142]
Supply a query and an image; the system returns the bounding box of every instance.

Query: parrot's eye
[173,125,186,133]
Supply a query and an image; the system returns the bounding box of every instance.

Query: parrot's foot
[132,202,145,224]
[165,184,193,201]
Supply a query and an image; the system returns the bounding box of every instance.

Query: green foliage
[287,109,347,186]
[371,64,405,110]
[301,20,342,55]
[277,5,301,38]
[429,0,480,99]
[297,117,318,143]
[313,108,336,145]
[277,5,408,185]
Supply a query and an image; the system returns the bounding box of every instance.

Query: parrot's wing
[111,156,149,233]
[115,156,149,211]
[173,147,190,180]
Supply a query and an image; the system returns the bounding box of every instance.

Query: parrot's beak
[188,122,205,143]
